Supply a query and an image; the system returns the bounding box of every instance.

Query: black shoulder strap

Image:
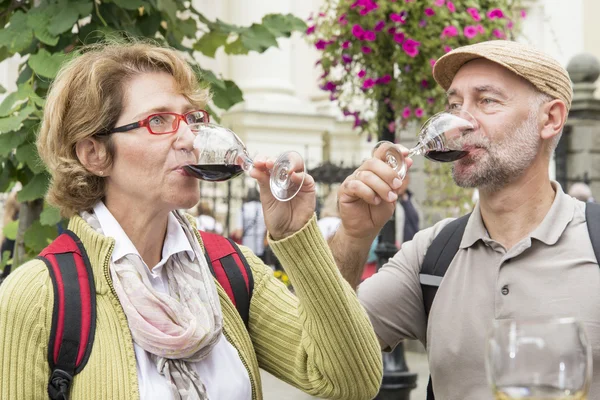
[420,214,470,400]
[420,214,471,319]
[585,202,600,264]
[38,231,97,400]
[200,230,254,327]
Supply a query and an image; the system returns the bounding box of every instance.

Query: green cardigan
[0,214,382,399]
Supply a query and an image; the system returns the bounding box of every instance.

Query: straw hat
[433,40,573,110]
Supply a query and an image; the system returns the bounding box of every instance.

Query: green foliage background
[0,0,305,269]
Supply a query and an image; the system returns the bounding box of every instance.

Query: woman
[0,42,382,400]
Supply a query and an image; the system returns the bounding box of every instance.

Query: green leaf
[211,80,244,110]
[3,220,18,241]
[240,24,278,53]
[0,11,34,54]
[24,220,58,253]
[0,160,16,192]
[111,0,146,10]
[16,143,44,174]
[27,6,60,46]
[28,49,70,79]
[48,7,79,36]
[0,84,5,94]
[0,85,33,118]
[157,0,178,22]
[178,17,199,38]
[223,37,249,55]
[17,173,49,202]
[196,68,225,90]
[194,31,229,58]
[0,105,36,134]
[262,14,307,38]
[0,250,14,271]
[40,205,62,227]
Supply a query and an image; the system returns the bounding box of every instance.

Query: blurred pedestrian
[317,191,341,240]
[568,182,594,202]
[193,200,223,234]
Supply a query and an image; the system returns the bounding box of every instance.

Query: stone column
[563,53,600,197]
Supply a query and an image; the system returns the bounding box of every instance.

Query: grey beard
[451,112,541,192]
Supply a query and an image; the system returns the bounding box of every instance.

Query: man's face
[446,59,544,191]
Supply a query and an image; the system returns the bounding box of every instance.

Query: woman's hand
[249,156,316,241]
[337,144,413,241]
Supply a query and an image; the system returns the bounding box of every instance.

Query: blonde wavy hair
[37,40,210,217]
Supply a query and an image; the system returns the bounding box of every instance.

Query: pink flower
[402,39,420,58]
[463,25,478,39]
[415,108,424,118]
[339,13,347,22]
[393,32,405,44]
[352,24,365,39]
[362,46,372,54]
[342,41,351,49]
[324,81,337,91]
[377,75,392,85]
[374,20,386,31]
[420,79,429,88]
[447,1,456,12]
[402,107,412,119]
[363,78,375,89]
[390,13,404,22]
[387,27,397,35]
[424,8,435,16]
[507,20,514,29]
[440,25,458,38]
[358,70,366,78]
[306,25,316,35]
[443,45,452,53]
[388,121,396,133]
[521,9,527,18]
[342,54,352,64]
[364,30,376,41]
[419,20,427,27]
[492,28,506,39]
[487,8,505,19]
[429,58,436,68]
[467,8,481,21]
[427,97,435,105]
[434,0,445,6]
[476,24,485,34]
[315,40,331,50]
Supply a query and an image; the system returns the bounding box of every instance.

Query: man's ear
[75,138,110,176]
[540,99,568,141]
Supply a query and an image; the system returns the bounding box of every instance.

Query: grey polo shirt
[358,182,600,399]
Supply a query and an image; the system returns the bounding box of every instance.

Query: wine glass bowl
[373,109,477,180]
[486,318,592,400]
[177,123,305,201]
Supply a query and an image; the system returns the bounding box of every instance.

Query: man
[329,40,600,398]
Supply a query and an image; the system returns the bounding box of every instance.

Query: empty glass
[373,109,477,180]
[176,122,305,202]
[486,318,592,400]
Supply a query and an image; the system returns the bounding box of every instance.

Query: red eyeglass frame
[109,109,210,135]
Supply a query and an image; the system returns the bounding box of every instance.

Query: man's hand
[338,144,413,240]
[249,155,316,241]
[331,144,413,289]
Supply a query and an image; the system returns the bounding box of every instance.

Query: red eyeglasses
[110,110,210,135]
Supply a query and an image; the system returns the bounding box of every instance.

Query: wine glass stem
[240,154,254,172]
[408,142,426,157]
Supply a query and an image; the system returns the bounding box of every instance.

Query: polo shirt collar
[460,181,574,248]
[92,201,195,267]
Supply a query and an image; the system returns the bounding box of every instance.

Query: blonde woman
[0,42,382,400]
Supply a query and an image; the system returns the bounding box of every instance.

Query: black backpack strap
[38,231,97,400]
[420,214,471,318]
[200,230,254,327]
[585,202,600,264]
[420,214,470,400]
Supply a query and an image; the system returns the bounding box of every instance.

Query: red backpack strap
[38,231,97,400]
[200,230,254,327]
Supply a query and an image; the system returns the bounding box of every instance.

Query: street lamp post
[374,98,418,400]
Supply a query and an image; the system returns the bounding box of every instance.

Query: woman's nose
[174,124,196,151]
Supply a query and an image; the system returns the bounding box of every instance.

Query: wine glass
[373,109,477,180]
[176,122,305,202]
[486,317,592,400]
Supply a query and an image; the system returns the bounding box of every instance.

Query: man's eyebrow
[446,85,507,98]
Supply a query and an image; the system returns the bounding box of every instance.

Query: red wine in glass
[373,109,476,179]
[184,164,244,182]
